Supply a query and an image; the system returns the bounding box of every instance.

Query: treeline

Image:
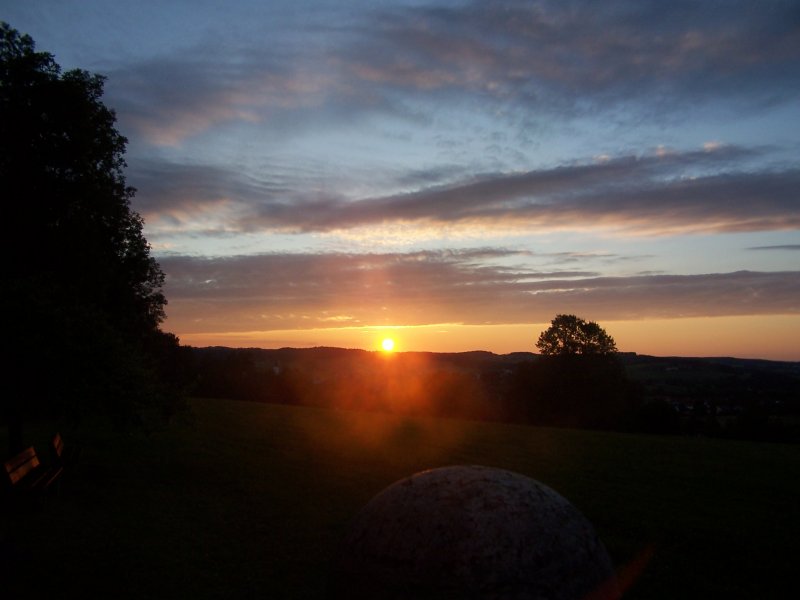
[186,347,800,441]
[190,348,505,421]
[2,24,186,451]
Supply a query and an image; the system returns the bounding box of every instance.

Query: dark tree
[502,315,637,430]
[536,314,617,356]
[1,24,184,452]
[506,353,639,430]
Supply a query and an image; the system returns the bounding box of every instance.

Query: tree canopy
[1,23,166,330]
[503,315,633,430]
[536,314,617,356]
[1,23,184,445]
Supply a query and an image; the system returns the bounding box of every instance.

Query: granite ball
[330,465,619,599]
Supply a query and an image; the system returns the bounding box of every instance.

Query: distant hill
[188,346,800,416]
[618,353,800,413]
[190,344,798,371]
[190,347,800,439]
[190,345,536,372]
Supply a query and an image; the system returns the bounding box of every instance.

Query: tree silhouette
[536,314,617,356]
[502,315,636,429]
[1,23,183,451]
[506,352,638,429]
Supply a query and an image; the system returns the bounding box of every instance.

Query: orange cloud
[160,251,800,335]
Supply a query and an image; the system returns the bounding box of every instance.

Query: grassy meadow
[3,397,799,598]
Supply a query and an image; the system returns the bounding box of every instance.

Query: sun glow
[381,338,396,352]
[175,315,800,361]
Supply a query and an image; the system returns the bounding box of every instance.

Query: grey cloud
[236,149,799,235]
[105,39,362,145]
[133,147,799,236]
[128,160,274,216]
[748,245,800,251]
[127,156,340,224]
[392,164,475,188]
[158,251,800,332]
[106,55,257,144]
[356,0,800,113]
[105,1,800,145]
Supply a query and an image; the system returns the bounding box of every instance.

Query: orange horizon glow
[174,314,800,362]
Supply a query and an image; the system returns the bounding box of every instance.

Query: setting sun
[381,338,396,352]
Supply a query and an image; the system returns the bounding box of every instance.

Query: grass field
[3,397,799,598]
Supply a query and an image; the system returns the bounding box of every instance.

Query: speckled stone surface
[330,465,619,599]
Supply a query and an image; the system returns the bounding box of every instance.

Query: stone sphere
[330,465,618,599]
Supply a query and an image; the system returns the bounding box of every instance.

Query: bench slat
[34,465,64,489]
[4,446,42,485]
[4,445,63,498]
[50,432,79,469]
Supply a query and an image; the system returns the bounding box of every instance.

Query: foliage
[635,399,682,434]
[187,347,799,439]
[187,347,645,430]
[506,354,641,430]
[1,23,183,437]
[190,347,498,421]
[536,314,617,356]
[506,316,633,429]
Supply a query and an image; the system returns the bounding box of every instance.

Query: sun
[381,338,396,352]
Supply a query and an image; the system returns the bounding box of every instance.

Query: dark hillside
[187,347,800,440]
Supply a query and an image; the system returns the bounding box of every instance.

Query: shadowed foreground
[2,397,799,598]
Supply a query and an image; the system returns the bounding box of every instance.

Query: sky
[5,0,800,359]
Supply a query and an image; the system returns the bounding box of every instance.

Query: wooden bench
[50,431,80,469]
[3,446,63,497]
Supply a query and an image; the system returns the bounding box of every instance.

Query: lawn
[3,397,799,598]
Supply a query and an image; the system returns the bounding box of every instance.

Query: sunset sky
[7,1,799,359]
